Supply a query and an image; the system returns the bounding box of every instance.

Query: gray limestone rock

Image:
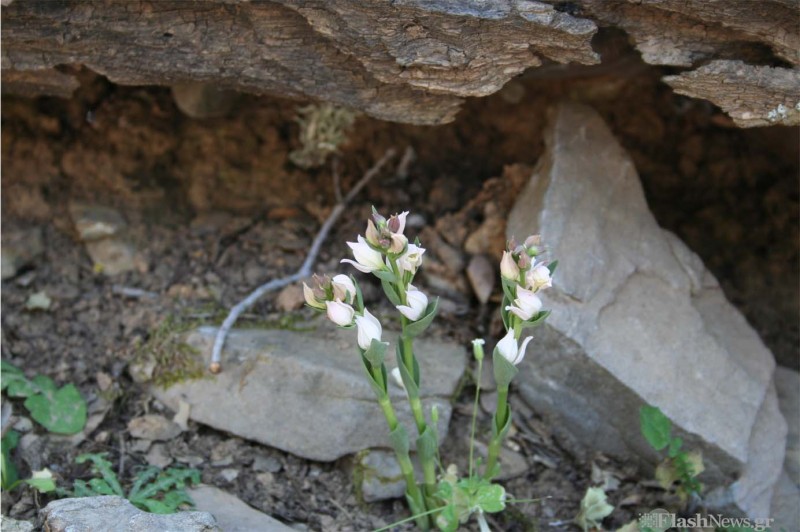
[150,324,467,461]
[41,496,219,532]
[507,102,787,520]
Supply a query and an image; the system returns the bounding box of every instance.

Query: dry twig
[209,149,397,372]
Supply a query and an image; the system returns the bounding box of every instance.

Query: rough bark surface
[1,0,798,126]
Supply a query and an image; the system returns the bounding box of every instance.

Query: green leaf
[575,487,614,532]
[500,277,517,304]
[373,270,397,284]
[6,378,37,398]
[24,383,87,434]
[415,427,437,465]
[363,338,388,368]
[1,430,20,490]
[492,349,519,389]
[360,356,387,399]
[395,345,420,399]
[520,309,551,331]
[547,260,559,275]
[403,298,439,337]
[640,405,672,451]
[668,437,683,458]
[388,424,410,456]
[475,483,506,513]
[24,468,56,493]
[381,279,403,306]
[434,502,458,532]
[353,275,364,312]
[75,453,124,497]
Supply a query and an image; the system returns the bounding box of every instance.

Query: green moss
[135,315,207,389]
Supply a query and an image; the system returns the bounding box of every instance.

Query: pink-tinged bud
[396,285,428,321]
[388,233,408,254]
[371,209,387,229]
[496,329,533,366]
[326,300,355,327]
[387,211,409,235]
[506,237,518,252]
[516,252,531,271]
[365,220,382,247]
[355,308,383,350]
[332,274,357,304]
[397,244,425,275]
[505,286,542,321]
[303,283,326,310]
[500,251,520,281]
[341,235,386,273]
[527,264,552,291]
[523,235,541,248]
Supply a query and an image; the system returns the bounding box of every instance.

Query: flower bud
[523,235,541,248]
[303,282,327,310]
[472,339,485,361]
[355,308,383,350]
[388,233,408,254]
[387,211,409,235]
[396,285,428,321]
[332,274,357,304]
[390,367,405,390]
[516,252,531,271]
[326,300,355,327]
[365,219,382,247]
[500,251,520,281]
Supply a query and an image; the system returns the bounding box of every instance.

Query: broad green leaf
[475,483,506,513]
[403,298,439,337]
[1,430,20,489]
[381,279,403,306]
[24,383,87,434]
[639,405,672,451]
[492,349,519,389]
[6,378,37,398]
[668,437,683,458]
[31,375,57,393]
[25,468,56,493]
[363,338,388,368]
[434,503,458,532]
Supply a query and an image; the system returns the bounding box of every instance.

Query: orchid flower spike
[396,284,429,321]
[496,329,533,365]
[342,235,386,273]
[355,308,383,350]
[326,300,355,327]
[505,286,542,321]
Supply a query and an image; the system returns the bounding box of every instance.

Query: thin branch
[209,149,397,372]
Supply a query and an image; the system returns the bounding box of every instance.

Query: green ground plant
[63,452,200,514]
[640,405,703,503]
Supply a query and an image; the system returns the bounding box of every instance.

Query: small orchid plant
[304,208,555,531]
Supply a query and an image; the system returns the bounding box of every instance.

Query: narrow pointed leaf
[404,297,439,337]
[492,349,519,389]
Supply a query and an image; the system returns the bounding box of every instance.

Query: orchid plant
[304,208,556,531]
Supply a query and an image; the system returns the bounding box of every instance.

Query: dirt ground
[1,42,797,531]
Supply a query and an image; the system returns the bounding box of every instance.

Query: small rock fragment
[41,496,219,531]
[127,415,182,441]
[69,204,127,241]
[145,443,173,468]
[253,455,282,473]
[0,516,34,532]
[466,254,495,304]
[219,468,239,483]
[188,485,293,531]
[1,227,44,280]
[172,83,239,119]
[25,291,51,311]
[275,284,305,312]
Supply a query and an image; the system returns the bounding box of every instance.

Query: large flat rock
[150,324,467,461]
[507,102,787,519]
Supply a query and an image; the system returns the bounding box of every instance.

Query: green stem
[469,357,483,478]
[377,395,429,530]
[484,385,509,480]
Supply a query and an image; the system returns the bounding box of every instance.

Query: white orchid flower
[527,263,552,292]
[500,251,520,281]
[396,285,429,321]
[355,308,383,350]
[325,300,355,327]
[396,243,425,275]
[496,329,533,365]
[331,274,357,304]
[505,286,542,321]
[342,235,386,273]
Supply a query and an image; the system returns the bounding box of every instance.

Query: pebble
[145,443,173,468]
[13,416,33,433]
[219,468,240,483]
[127,415,182,441]
[253,455,282,473]
[466,254,495,304]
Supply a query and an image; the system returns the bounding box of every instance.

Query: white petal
[340,258,374,273]
[496,329,518,364]
[326,301,354,327]
[515,336,534,365]
[397,304,423,321]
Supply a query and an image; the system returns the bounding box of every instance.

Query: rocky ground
[1,46,797,531]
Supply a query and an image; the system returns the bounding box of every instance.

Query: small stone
[145,443,173,468]
[95,372,113,392]
[172,83,239,119]
[18,433,43,471]
[358,449,412,502]
[85,239,138,276]
[276,284,305,312]
[219,468,240,483]
[127,415,182,441]
[41,496,219,531]
[253,455,282,473]
[68,204,127,241]
[0,516,34,532]
[256,472,274,487]
[94,431,110,444]
[129,439,152,453]
[13,416,33,433]
[466,254,495,304]
[24,291,51,311]
[173,400,191,432]
[463,211,505,259]
[1,227,44,280]
[187,485,293,531]
[480,391,498,414]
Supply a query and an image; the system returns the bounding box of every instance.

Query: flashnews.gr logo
[638,508,673,532]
